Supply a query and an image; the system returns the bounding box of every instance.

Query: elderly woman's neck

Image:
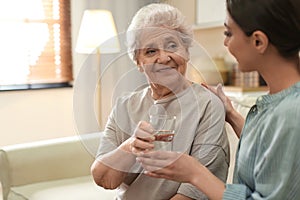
[150,80,192,100]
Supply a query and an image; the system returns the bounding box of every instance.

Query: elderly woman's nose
[157,50,171,63]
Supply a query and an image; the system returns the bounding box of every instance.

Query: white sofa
[0,133,117,200]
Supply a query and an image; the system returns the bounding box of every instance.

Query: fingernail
[201,83,208,88]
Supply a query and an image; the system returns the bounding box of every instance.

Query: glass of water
[150,114,176,142]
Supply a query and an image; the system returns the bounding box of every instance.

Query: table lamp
[75,9,120,128]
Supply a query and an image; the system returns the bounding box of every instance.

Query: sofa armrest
[0,149,10,200]
[0,133,99,200]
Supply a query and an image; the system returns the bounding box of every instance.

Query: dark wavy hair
[226,0,300,58]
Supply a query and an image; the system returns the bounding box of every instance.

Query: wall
[0,88,75,147]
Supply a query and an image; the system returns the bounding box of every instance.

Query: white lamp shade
[76,10,120,54]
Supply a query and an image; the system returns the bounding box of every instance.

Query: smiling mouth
[155,66,175,72]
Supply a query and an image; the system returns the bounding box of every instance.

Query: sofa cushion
[8,176,117,200]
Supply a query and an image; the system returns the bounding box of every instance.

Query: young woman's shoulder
[277,87,300,115]
[272,88,300,135]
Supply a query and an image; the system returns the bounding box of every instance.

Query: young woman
[137,0,300,199]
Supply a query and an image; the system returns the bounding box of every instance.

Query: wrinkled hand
[202,83,235,121]
[136,151,201,183]
[120,121,155,155]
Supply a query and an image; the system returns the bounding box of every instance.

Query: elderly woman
[91,3,229,200]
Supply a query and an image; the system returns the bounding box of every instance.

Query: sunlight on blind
[0,0,72,87]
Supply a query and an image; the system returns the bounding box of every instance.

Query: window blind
[0,0,72,89]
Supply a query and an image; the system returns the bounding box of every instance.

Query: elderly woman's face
[136,28,189,93]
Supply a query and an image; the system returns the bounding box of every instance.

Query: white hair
[126,3,193,63]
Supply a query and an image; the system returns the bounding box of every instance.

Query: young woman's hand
[136,151,200,183]
[202,83,235,122]
[202,83,245,138]
[137,151,226,200]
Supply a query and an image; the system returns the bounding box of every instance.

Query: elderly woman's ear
[136,60,144,72]
[137,65,144,72]
[186,51,190,62]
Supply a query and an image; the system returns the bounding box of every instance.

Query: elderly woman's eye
[145,49,157,55]
[166,42,178,51]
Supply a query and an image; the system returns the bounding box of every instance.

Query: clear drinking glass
[149,114,176,142]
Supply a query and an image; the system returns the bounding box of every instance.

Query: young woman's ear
[252,31,269,54]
